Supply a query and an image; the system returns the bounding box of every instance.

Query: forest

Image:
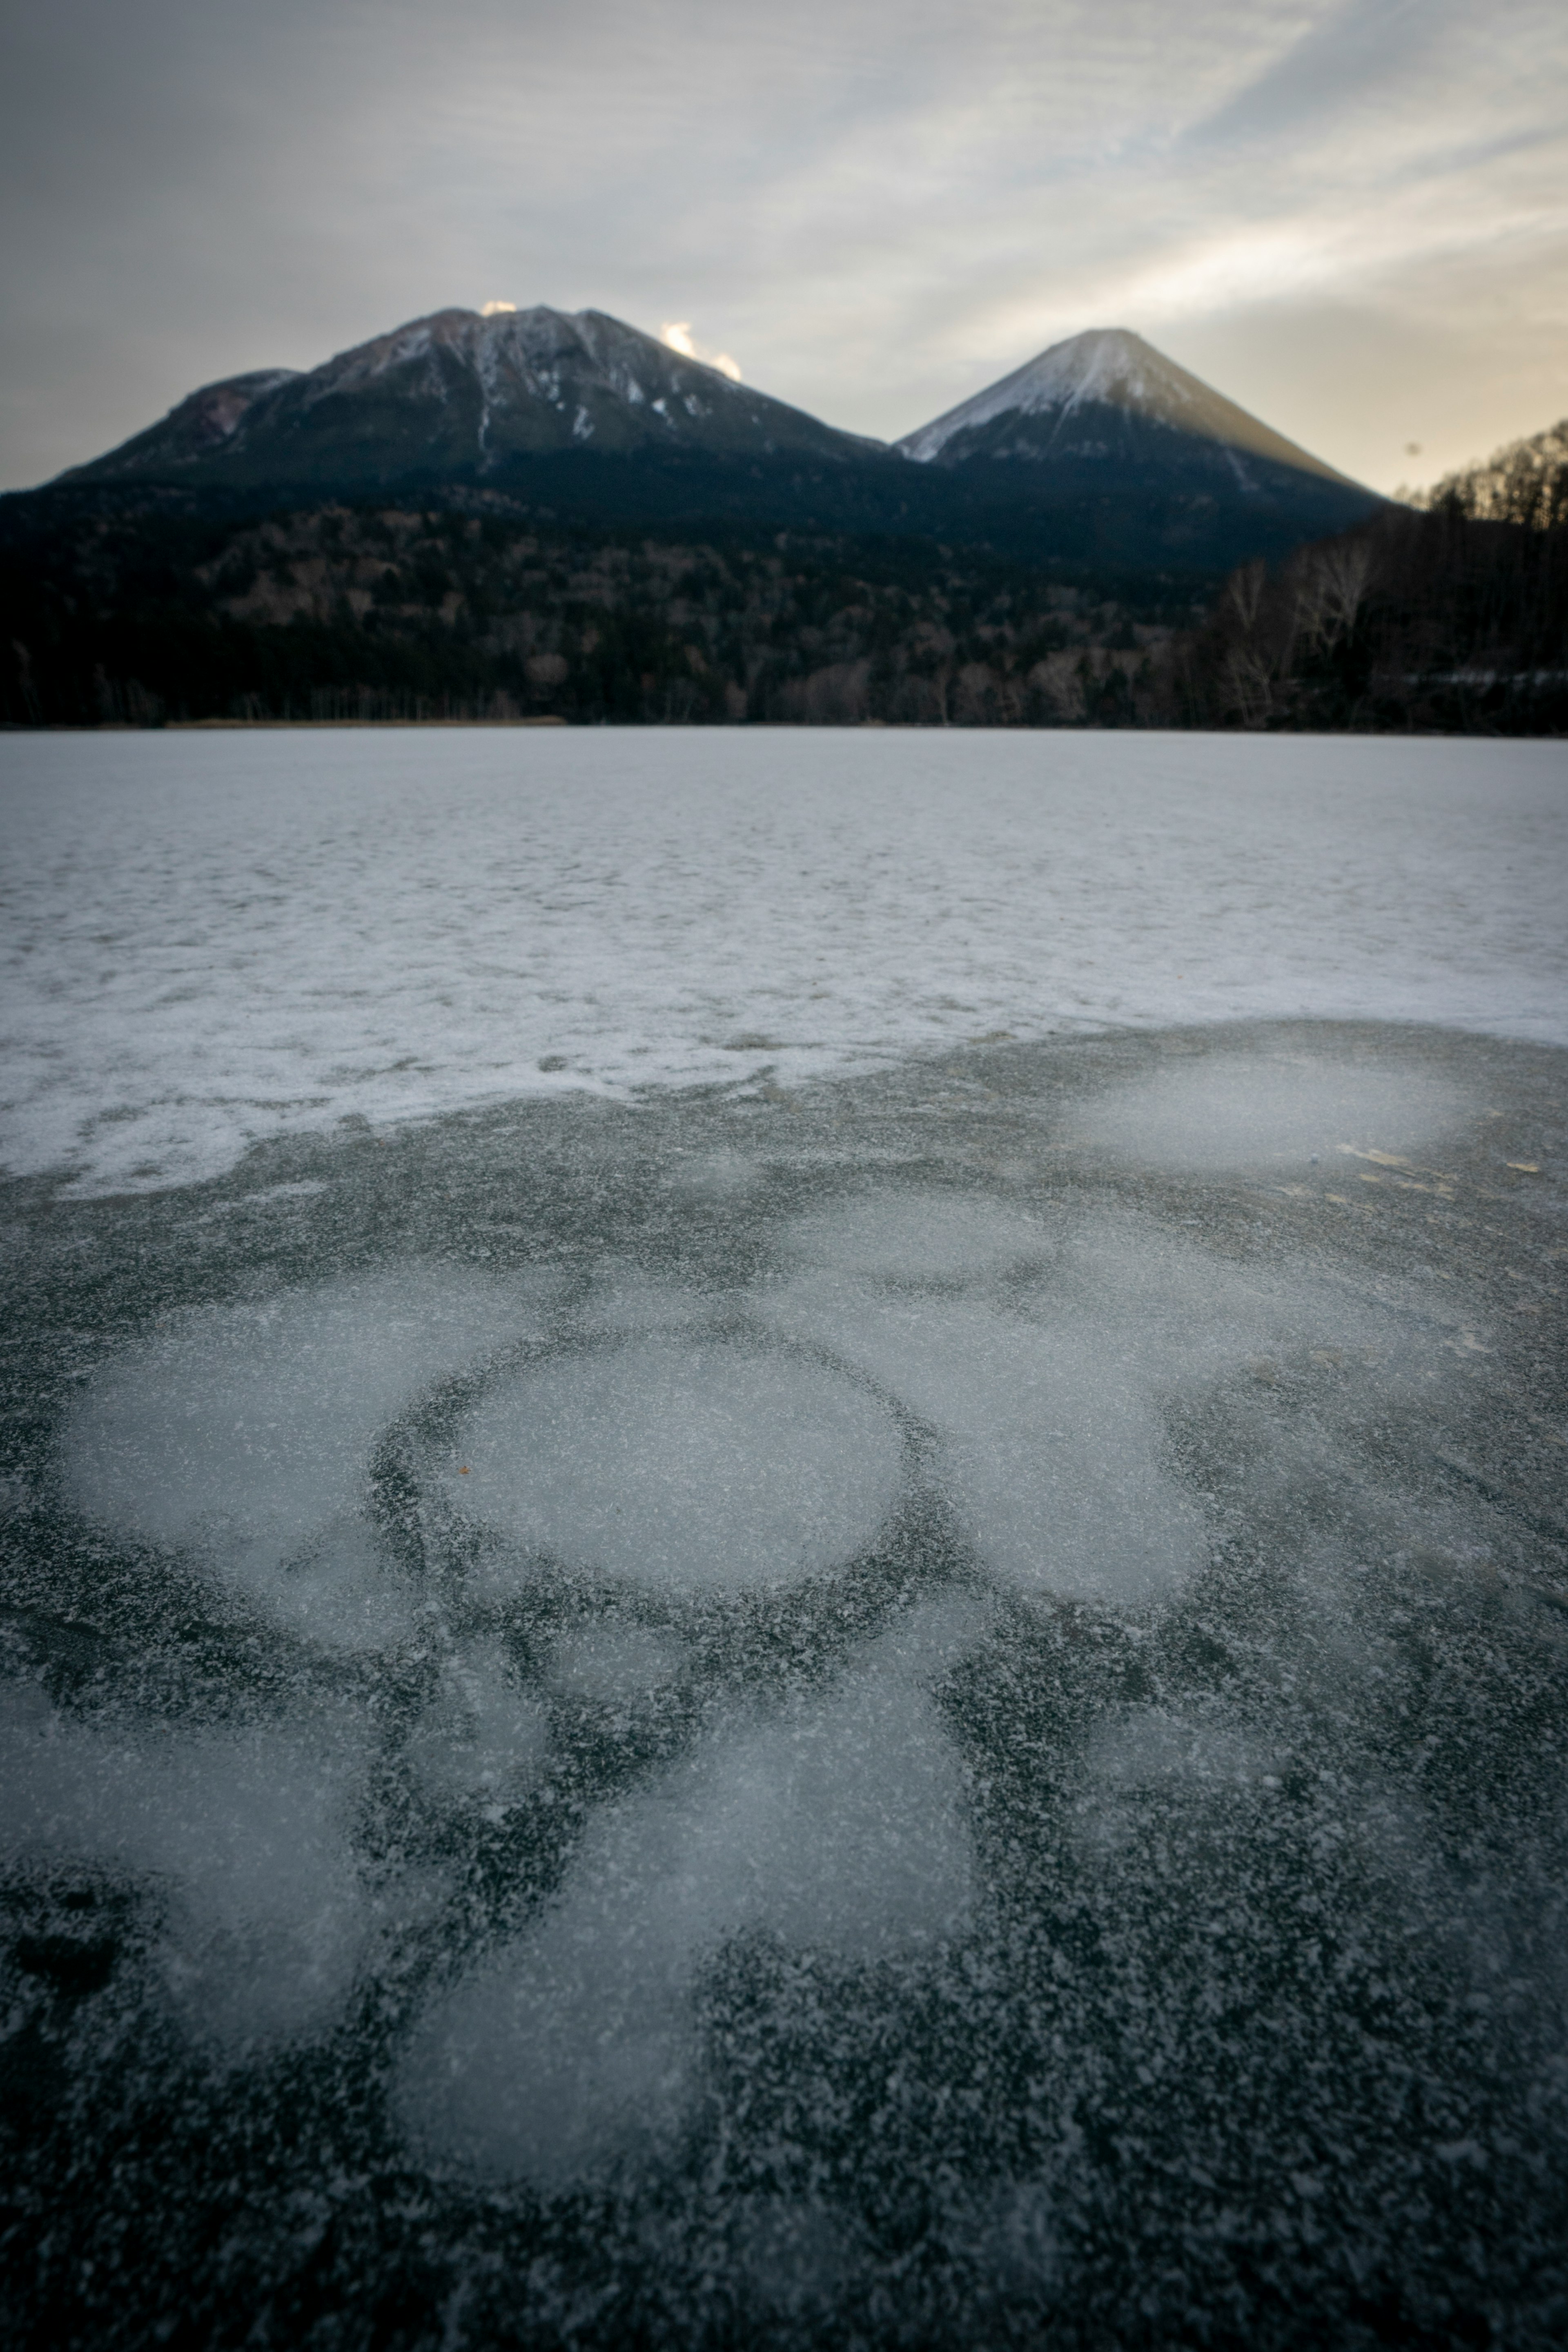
[1173,420,1568,735]
[2,420,1563,732]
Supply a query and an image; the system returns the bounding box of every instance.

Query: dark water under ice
[2,1021,1566,2350]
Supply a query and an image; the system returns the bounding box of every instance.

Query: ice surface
[397,1593,988,2185]
[62,1267,546,1648]
[405,1641,549,1804]
[1074,1048,1469,1171]
[728,2198,856,2320]
[1,729,1563,1193]
[545,1618,688,1705]
[3,728,1565,2343]
[778,1191,1056,1280]
[760,1192,1427,1607]
[444,1337,905,1594]
[0,1681,373,2051]
[764,1281,1205,1605]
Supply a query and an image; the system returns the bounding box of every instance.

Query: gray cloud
[1,0,1563,493]
[1188,0,1447,148]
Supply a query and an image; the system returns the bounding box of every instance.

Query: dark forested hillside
[0,488,1201,728]
[1177,421,1568,734]
[4,421,1562,733]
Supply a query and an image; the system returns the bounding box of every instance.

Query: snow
[1,728,1562,1197]
[898,328,1186,459]
[4,724,1568,2340]
[894,326,1350,478]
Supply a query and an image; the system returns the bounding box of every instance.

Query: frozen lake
[2,729,1567,2347]
[1,728,1564,1193]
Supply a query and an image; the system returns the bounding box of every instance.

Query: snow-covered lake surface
[1,728,1564,1193]
[2,729,1567,2348]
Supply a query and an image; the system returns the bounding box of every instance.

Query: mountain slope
[73,369,306,478]
[898,328,1350,479]
[45,308,1380,575]
[60,307,884,492]
[895,328,1379,555]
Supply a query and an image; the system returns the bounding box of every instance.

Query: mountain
[42,307,1379,576]
[59,306,885,492]
[894,328,1378,555]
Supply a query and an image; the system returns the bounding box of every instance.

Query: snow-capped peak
[896,328,1352,483]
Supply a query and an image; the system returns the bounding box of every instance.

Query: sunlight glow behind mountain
[0,0,1562,493]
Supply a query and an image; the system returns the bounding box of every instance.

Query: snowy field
[0,727,1564,1193]
[2,729,1567,2349]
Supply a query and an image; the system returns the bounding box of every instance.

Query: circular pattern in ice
[60,1267,546,1650]
[445,1338,904,1594]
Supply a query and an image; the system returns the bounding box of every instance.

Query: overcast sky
[2,0,1563,494]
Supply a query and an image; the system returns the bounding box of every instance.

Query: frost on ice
[62,1266,550,1649]
[445,1337,905,1596]
[8,1010,1565,2343]
[396,1593,988,2187]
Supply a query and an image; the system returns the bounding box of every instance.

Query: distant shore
[1,715,572,732]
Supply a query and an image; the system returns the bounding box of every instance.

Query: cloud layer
[1,0,1563,490]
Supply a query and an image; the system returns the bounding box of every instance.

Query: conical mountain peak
[896,328,1356,486]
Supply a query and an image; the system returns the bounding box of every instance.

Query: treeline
[0,489,1196,729]
[1174,421,1568,734]
[3,423,1564,731]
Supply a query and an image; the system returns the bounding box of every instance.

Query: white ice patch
[572,1270,713,1335]
[404,1641,549,1804]
[778,1192,1054,1282]
[62,1267,550,1649]
[1047,1210,1418,1380]
[445,1338,904,1595]
[764,1280,1203,1607]
[761,1193,1428,1608]
[396,1592,987,2185]
[0,1681,374,2051]
[1074,1050,1468,1173]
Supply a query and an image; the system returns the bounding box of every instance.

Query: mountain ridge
[60,306,884,488]
[40,305,1382,575]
